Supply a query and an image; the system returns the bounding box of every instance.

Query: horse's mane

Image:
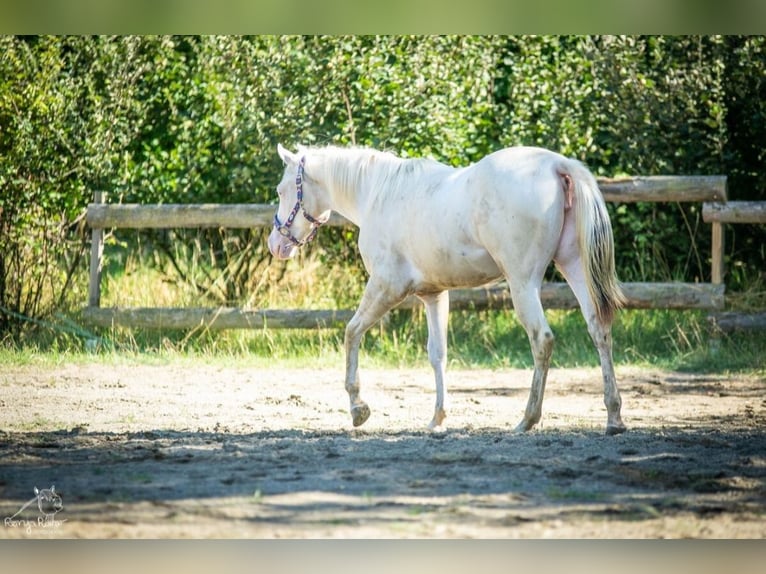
[302,145,447,200]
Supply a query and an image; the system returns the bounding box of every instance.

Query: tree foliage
[1,35,764,332]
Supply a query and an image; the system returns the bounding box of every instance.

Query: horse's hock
[81,174,766,332]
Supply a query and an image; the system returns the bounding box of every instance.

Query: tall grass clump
[33,236,757,375]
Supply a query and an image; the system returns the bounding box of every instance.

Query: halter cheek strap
[273,156,327,247]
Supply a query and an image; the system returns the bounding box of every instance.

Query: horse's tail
[561,159,626,325]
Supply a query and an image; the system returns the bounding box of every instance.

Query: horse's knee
[427,342,446,369]
[543,330,555,351]
[586,318,612,348]
[532,329,555,362]
[344,324,360,351]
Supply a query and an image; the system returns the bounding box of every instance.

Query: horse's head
[268,144,331,260]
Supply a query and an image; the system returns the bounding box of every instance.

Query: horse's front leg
[419,291,449,429]
[344,276,406,427]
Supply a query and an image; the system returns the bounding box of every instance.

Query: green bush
[0,37,89,335]
[1,35,764,339]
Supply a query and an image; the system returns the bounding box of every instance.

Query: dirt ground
[0,360,764,538]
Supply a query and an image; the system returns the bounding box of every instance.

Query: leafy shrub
[1,35,764,338]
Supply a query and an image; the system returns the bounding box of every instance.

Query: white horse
[268,144,627,435]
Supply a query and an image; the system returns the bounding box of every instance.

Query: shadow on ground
[1,424,764,536]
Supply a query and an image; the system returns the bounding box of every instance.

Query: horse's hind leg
[556,257,626,435]
[344,275,407,427]
[590,319,625,436]
[510,282,555,432]
[419,291,449,429]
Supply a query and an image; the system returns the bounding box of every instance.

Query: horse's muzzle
[268,229,298,260]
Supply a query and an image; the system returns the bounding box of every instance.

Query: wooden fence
[702,200,766,333]
[83,176,733,331]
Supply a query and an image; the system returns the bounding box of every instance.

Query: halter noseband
[273,156,327,247]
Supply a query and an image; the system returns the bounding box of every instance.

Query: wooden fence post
[88,191,105,308]
[710,180,727,285]
[711,221,725,285]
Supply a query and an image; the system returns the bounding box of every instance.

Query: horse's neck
[320,150,385,226]
[325,183,363,226]
[317,147,441,226]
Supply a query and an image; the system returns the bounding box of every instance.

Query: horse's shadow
[1,424,764,529]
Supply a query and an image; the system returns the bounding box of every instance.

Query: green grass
[1,256,763,374]
[1,305,763,375]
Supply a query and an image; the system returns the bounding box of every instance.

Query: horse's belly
[413,244,502,291]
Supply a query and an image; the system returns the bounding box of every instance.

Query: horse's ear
[277,143,298,165]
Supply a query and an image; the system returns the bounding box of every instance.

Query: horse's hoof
[427,409,447,430]
[351,403,371,427]
[605,424,627,436]
[513,419,535,433]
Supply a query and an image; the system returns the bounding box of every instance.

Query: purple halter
[273,156,326,247]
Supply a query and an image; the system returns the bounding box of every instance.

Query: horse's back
[359,146,570,291]
[480,145,568,168]
[475,146,568,191]
[465,146,569,223]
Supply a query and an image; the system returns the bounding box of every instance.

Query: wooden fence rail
[84,175,732,331]
[81,282,726,330]
[703,199,766,333]
[702,201,766,224]
[86,176,728,230]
